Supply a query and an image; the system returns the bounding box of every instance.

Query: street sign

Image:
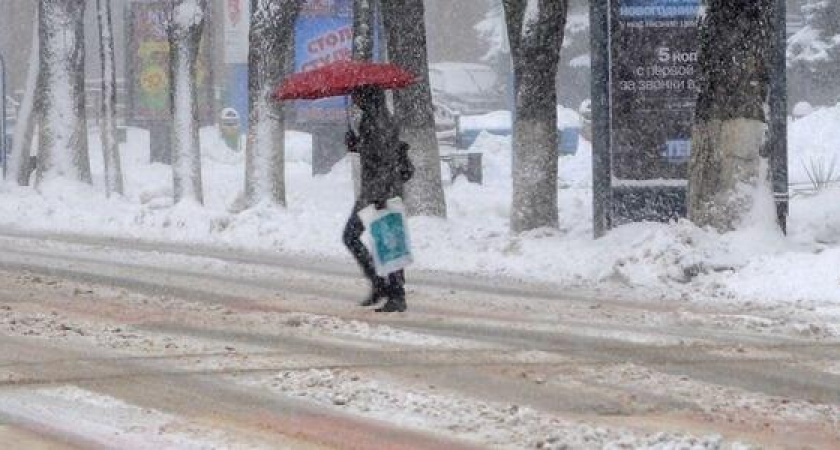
[591,0,789,236]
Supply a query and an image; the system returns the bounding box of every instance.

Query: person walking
[343,86,414,312]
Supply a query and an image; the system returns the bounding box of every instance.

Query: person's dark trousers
[342,212,381,287]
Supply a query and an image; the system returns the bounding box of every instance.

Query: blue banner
[619,0,701,19]
[226,64,249,131]
[295,0,356,124]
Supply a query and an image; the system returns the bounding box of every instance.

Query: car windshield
[430,64,497,95]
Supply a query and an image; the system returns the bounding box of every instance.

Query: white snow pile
[0,386,272,449]
[574,363,840,429]
[273,312,489,349]
[1,105,840,307]
[260,368,740,449]
[458,105,582,131]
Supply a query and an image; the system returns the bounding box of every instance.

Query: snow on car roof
[429,62,497,95]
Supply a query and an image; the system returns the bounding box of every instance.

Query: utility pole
[0,53,7,179]
[770,0,789,232]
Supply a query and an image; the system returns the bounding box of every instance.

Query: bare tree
[244,0,302,207]
[6,18,39,186]
[688,0,774,231]
[381,0,447,218]
[96,0,124,196]
[167,0,207,205]
[352,0,376,61]
[37,0,91,186]
[0,1,37,91]
[503,0,568,233]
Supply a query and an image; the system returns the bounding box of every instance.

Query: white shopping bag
[358,197,414,277]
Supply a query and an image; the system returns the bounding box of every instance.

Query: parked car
[429,62,506,118]
[455,106,583,156]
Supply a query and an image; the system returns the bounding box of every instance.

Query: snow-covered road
[0,232,837,449]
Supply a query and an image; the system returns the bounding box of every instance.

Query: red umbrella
[273,60,417,101]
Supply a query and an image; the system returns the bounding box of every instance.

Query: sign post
[769,0,789,232]
[223,0,250,131]
[591,0,788,236]
[590,0,611,238]
[0,53,6,178]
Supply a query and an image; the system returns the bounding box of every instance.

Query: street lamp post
[0,53,6,179]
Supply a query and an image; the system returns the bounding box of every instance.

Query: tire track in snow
[0,235,838,447]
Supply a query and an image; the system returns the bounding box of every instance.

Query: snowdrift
[1,104,839,307]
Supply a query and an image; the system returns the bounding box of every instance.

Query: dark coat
[347,112,414,210]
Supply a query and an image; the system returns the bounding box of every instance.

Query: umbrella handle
[344,96,357,152]
[344,96,352,131]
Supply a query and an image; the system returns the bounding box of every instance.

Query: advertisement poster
[610,0,701,181]
[294,0,355,124]
[224,0,250,64]
[592,0,787,233]
[606,0,702,223]
[127,1,215,123]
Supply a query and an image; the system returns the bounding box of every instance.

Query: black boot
[360,278,387,307]
[375,281,406,312]
[374,298,406,312]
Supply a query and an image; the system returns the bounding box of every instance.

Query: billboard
[126,1,215,124]
[294,0,355,124]
[591,0,788,235]
[608,0,701,224]
[611,0,700,176]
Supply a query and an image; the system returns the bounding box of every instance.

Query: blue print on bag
[370,212,409,265]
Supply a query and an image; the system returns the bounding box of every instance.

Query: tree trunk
[353,0,375,61]
[0,1,37,92]
[381,0,447,218]
[96,0,124,196]
[350,0,377,198]
[688,0,774,231]
[167,0,207,205]
[36,0,91,186]
[503,0,567,233]
[244,0,301,208]
[6,20,39,186]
